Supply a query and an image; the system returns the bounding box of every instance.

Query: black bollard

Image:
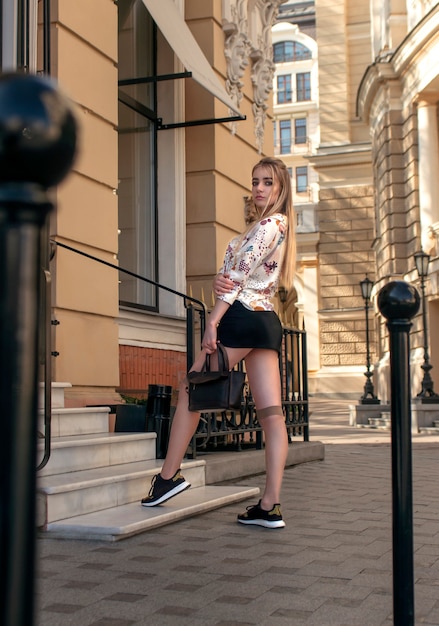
[377,280,420,626]
[146,384,173,458]
[0,74,77,626]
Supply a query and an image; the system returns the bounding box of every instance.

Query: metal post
[413,250,439,402]
[360,275,380,403]
[0,73,76,626]
[377,280,420,626]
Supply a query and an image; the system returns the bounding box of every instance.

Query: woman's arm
[202,299,230,354]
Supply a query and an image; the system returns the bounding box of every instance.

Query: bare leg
[259,413,288,509]
[160,379,201,479]
[244,349,288,509]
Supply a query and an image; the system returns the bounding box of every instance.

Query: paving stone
[35,400,439,626]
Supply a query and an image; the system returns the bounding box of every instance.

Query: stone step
[37,458,206,525]
[38,381,72,409]
[419,426,439,435]
[43,484,261,541]
[38,406,110,437]
[37,432,157,477]
[365,416,391,429]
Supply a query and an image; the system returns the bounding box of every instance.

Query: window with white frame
[296,166,308,193]
[277,74,292,104]
[294,117,307,144]
[296,72,311,101]
[279,119,291,154]
[273,41,312,63]
[118,0,158,310]
[1,0,38,72]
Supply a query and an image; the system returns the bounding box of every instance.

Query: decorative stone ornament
[250,0,284,153]
[223,0,250,134]
[222,0,284,151]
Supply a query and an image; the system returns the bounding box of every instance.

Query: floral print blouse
[218,213,287,311]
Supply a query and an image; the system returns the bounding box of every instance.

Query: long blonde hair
[247,156,296,289]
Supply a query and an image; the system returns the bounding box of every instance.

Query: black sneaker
[141,470,190,507]
[237,500,286,528]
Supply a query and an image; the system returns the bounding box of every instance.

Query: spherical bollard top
[0,73,77,188]
[377,280,420,321]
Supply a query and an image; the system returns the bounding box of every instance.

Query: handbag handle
[205,342,229,374]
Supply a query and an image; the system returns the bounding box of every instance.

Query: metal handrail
[37,239,207,470]
[37,269,52,471]
[39,240,309,466]
[51,240,208,367]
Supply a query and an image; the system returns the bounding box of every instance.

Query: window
[1,0,38,72]
[274,41,312,63]
[277,74,292,104]
[294,118,307,144]
[296,166,308,193]
[118,0,158,309]
[296,72,311,101]
[279,120,291,154]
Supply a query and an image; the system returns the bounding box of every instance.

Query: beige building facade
[310,0,378,398]
[272,4,321,376]
[306,0,439,402]
[1,0,290,407]
[357,0,439,401]
[2,0,438,406]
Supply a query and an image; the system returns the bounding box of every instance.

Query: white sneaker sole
[141,480,191,507]
[237,518,286,529]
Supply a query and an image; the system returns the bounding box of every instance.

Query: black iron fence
[189,324,309,458]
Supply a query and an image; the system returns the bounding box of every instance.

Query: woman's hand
[202,299,229,354]
[213,273,234,296]
[202,323,218,354]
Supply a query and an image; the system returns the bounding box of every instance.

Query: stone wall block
[339,354,364,365]
[336,250,369,263]
[320,298,339,309]
[321,332,340,343]
[321,354,340,366]
[319,188,337,200]
[321,320,356,332]
[321,285,354,298]
[322,242,352,254]
[338,296,361,308]
[321,343,352,354]
[339,331,363,343]
[319,253,338,265]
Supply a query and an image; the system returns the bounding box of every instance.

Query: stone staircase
[357,409,439,434]
[419,418,439,435]
[36,385,259,541]
[355,410,391,430]
[366,412,391,430]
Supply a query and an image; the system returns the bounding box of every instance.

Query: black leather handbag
[187,343,246,412]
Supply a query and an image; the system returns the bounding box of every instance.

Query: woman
[141,156,295,529]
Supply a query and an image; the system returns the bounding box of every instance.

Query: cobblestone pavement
[35,400,439,625]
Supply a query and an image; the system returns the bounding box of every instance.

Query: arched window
[273,41,312,63]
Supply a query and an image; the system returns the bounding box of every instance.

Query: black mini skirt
[218,300,283,353]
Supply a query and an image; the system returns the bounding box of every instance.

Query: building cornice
[357,3,439,123]
[307,143,372,169]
